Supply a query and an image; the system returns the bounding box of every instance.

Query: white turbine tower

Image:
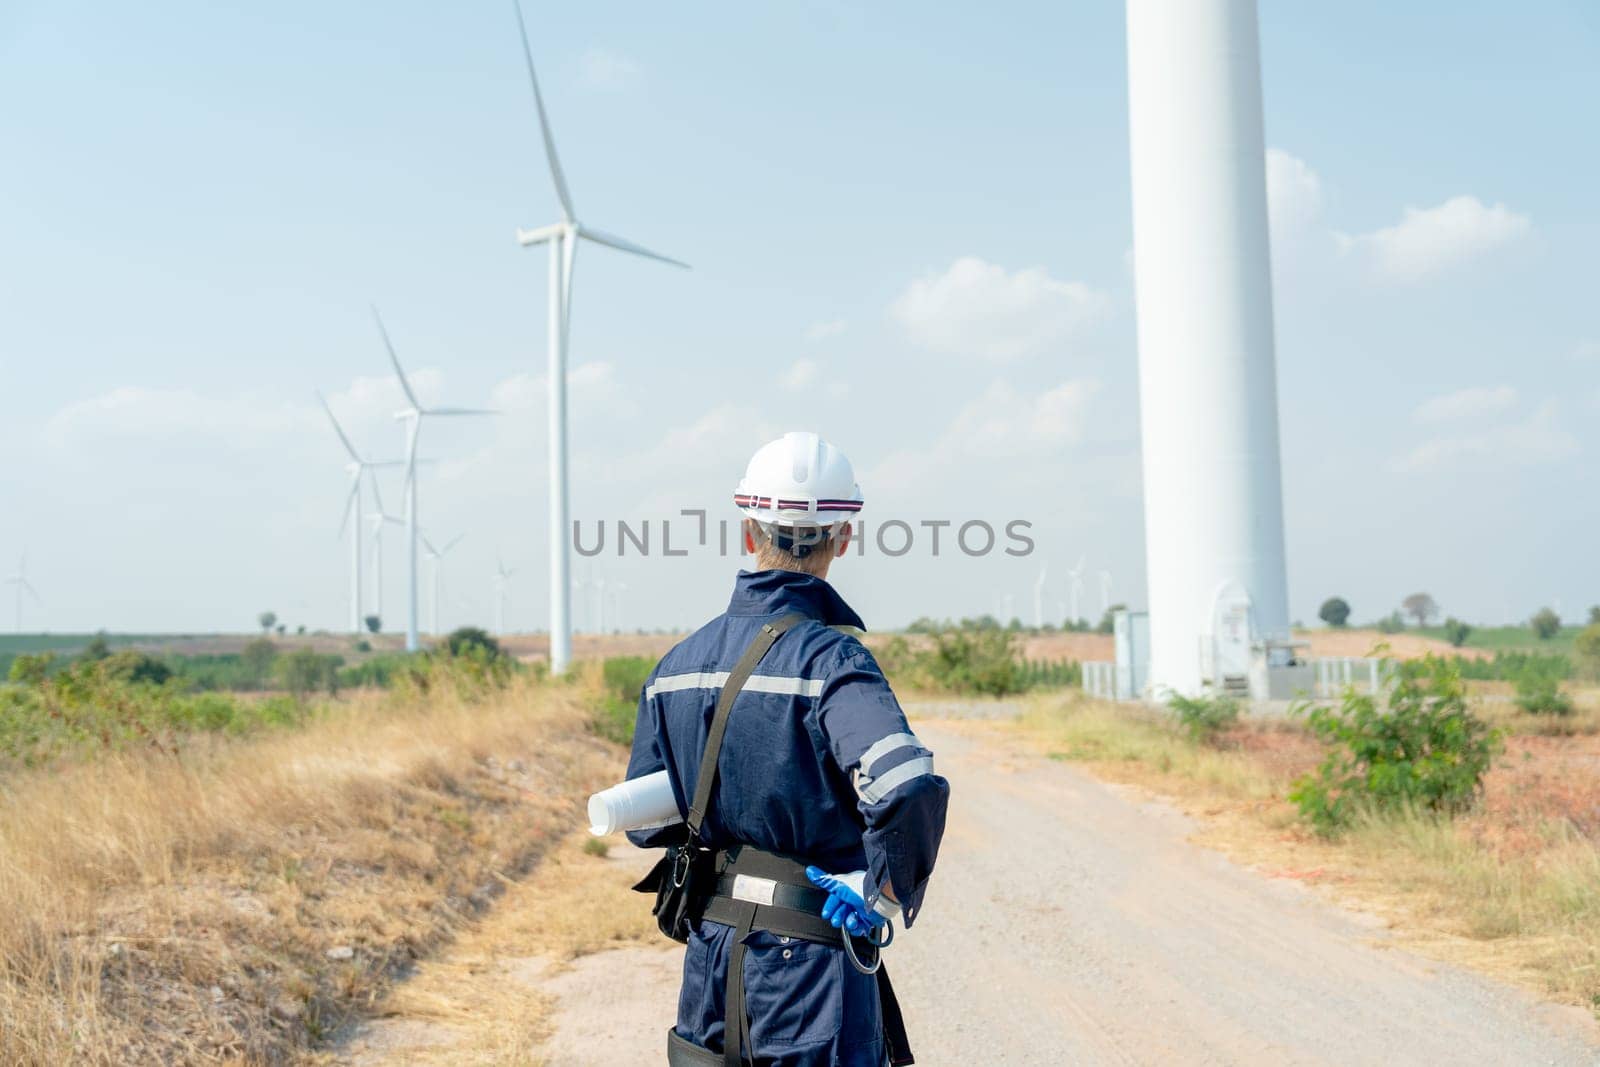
[494,557,516,636]
[374,309,494,652]
[512,2,689,675]
[1067,556,1087,626]
[1032,564,1049,629]
[366,477,403,632]
[421,533,465,637]
[318,393,403,634]
[4,554,41,633]
[1126,0,1291,695]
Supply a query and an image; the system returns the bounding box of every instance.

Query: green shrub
[1514,673,1574,717]
[98,650,174,687]
[1449,650,1570,683]
[8,652,55,685]
[274,650,344,699]
[593,655,653,745]
[1530,607,1561,641]
[1290,656,1499,835]
[1167,691,1241,744]
[1442,617,1472,648]
[443,626,503,661]
[1374,611,1405,635]
[1573,623,1600,682]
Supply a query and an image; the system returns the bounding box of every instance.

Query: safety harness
[652,614,915,1067]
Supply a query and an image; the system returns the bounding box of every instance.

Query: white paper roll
[587,770,684,836]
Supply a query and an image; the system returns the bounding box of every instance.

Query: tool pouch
[633,836,714,945]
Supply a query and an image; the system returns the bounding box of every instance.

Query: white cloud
[489,361,625,414]
[946,379,1099,458]
[781,358,820,391]
[891,257,1108,362]
[579,48,640,90]
[869,377,1100,494]
[1412,385,1518,424]
[1573,340,1600,363]
[805,320,846,341]
[1395,400,1576,474]
[1266,148,1324,239]
[45,385,316,447]
[1339,196,1530,283]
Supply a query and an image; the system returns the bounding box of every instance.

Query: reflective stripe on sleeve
[856,731,922,776]
[858,755,936,804]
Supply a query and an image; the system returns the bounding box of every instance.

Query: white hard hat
[734,431,863,527]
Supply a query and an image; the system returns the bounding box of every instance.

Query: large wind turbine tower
[1125,0,1291,697]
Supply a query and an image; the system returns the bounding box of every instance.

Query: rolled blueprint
[587,770,684,836]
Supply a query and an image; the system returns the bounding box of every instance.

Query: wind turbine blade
[372,307,421,410]
[579,226,690,269]
[317,391,362,462]
[22,580,41,605]
[513,0,575,220]
[338,479,360,538]
[420,533,440,558]
[428,407,499,417]
[441,534,465,555]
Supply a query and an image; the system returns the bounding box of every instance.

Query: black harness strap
[686,614,806,842]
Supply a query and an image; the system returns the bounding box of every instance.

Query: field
[0,657,622,1065]
[1415,623,1585,654]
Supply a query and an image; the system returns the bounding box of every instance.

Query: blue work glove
[805,866,900,939]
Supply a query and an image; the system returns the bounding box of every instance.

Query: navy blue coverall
[627,569,949,1067]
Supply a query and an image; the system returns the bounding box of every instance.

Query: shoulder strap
[687,613,807,842]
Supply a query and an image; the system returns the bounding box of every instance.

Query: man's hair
[749,521,835,577]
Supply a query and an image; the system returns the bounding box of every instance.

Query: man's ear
[834,522,852,558]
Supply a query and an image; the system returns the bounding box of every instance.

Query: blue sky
[1,1,1596,635]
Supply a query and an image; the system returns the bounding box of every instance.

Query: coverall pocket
[741,934,842,1050]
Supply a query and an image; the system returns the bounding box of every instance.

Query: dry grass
[1021,691,1600,1015]
[329,830,661,1066]
[0,669,623,1065]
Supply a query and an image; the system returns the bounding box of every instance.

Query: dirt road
[347,709,1600,1066]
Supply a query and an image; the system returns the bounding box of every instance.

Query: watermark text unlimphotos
[572,511,1035,558]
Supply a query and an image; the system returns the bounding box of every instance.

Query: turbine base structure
[1125,0,1292,699]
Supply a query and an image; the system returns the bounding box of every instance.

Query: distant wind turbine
[494,557,516,636]
[1067,556,1087,625]
[512,1,689,674]
[366,475,402,628]
[318,392,404,634]
[1099,570,1115,619]
[374,309,495,651]
[1033,564,1049,629]
[421,533,466,637]
[4,553,41,633]
[610,580,628,634]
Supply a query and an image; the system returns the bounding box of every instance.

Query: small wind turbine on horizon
[1099,570,1115,620]
[4,553,41,633]
[421,533,466,637]
[494,557,516,636]
[512,0,689,674]
[1033,564,1049,629]
[1067,556,1087,626]
[374,309,495,652]
[610,580,627,634]
[318,393,404,635]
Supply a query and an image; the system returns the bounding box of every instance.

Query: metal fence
[1311,657,1391,698]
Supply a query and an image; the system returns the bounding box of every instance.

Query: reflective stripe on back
[646,671,825,700]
